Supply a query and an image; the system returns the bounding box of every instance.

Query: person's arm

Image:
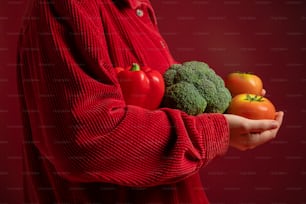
[17,0,229,187]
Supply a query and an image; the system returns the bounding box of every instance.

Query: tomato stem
[245,94,264,102]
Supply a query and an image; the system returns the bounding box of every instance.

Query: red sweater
[17,0,229,203]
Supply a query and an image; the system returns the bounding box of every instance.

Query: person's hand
[224,111,284,151]
[261,88,266,96]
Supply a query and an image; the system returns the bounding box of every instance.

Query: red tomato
[225,72,263,97]
[227,94,276,120]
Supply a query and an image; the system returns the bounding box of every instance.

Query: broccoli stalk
[162,61,232,115]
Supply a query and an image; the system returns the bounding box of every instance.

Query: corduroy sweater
[16,0,229,203]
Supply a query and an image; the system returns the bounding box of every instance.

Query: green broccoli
[162,61,232,115]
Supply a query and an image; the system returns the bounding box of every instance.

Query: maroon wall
[152,1,306,203]
[0,0,24,203]
[1,0,305,203]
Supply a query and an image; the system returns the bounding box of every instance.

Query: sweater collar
[124,0,151,9]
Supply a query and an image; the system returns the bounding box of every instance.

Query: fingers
[244,111,284,132]
[240,111,284,150]
[233,129,276,151]
[245,119,278,133]
[226,111,285,151]
[246,130,275,149]
[261,88,266,96]
[228,111,284,151]
[275,111,284,124]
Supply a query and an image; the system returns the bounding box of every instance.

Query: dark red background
[1,1,306,203]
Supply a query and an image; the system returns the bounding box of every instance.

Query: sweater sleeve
[17,0,229,187]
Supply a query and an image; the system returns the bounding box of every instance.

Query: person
[16,0,283,203]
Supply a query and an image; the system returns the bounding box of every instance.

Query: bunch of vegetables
[115,62,276,120]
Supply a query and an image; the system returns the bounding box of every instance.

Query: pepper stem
[130,63,141,71]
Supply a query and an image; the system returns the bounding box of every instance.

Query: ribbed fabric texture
[17,0,230,203]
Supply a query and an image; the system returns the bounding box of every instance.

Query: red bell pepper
[116,63,165,110]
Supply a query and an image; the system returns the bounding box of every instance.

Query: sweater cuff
[196,113,230,165]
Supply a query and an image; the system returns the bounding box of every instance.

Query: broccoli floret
[163,67,178,87]
[162,61,232,115]
[174,61,211,83]
[162,82,207,116]
[206,88,231,113]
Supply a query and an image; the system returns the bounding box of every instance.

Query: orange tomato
[225,72,263,97]
[227,94,276,120]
